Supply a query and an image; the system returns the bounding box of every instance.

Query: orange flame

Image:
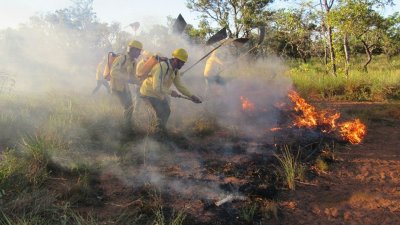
[240,96,255,112]
[288,91,340,133]
[339,119,366,144]
[270,127,282,132]
[288,90,366,144]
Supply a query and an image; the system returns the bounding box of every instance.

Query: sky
[0,0,398,31]
[0,0,202,30]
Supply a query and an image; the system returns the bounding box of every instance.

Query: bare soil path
[279,103,400,225]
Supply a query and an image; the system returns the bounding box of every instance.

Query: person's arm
[110,55,126,81]
[173,71,192,98]
[136,59,145,76]
[128,61,140,84]
[213,56,223,66]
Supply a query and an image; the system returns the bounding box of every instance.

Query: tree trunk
[321,0,336,76]
[327,26,337,76]
[323,42,328,74]
[302,56,307,63]
[361,40,371,73]
[343,34,350,77]
[297,47,307,63]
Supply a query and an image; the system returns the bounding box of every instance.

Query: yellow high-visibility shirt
[136,58,146,76]
[140,60,193,100]
[110,54,140,91]
[95,59,106,80]
[204,53,223,78]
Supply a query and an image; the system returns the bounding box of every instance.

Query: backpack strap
[120,55,127,68]
[107,52,112,67]
[165,59,170,75]
[157,59,171,93]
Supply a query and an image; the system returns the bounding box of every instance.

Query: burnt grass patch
[120,130,339,224]
[1,118,347,224]
[111,126,340,224]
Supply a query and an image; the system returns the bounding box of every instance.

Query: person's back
[140,48,201,135]
[204,50,225,87]
[204,51,223,77]
[109,40,143,131]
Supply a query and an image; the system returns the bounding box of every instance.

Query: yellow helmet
[172,48,188,62]
[128,40,143,50]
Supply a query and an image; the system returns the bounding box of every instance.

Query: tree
[330,0,394,72]
[381,12,400,58]
[0,0,133,78]
[272,8,317,62]
[186,20,215,44]
[186,0,273,38]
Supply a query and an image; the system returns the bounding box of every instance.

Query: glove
[191,95,202,104]
[171,90,180,98]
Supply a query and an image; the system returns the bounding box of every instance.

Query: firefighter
[140,48,202,135]
[110,40,143,130]
[136,50,152,76]
[92,56,111,94]
[203,50,225,95]
[132,50,152,114]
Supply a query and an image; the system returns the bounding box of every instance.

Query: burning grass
[338,119,366,144]
[288,90,367,144]
[240,96,255,113]
[0,89,371,224]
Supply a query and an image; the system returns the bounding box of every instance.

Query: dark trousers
[92,79,111,94]
[143,96,170,131]
[113,89,133,126]
[205,75,225,86]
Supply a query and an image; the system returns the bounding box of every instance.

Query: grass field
[0,54,399,224]
[288,55,400,101]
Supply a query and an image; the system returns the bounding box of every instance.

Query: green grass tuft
[275,145,300,190]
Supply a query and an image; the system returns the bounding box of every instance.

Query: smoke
[132,29,293,139]
[92,137,236,201]
[169,51,292,138]
[0,4,292,204]
[0,25,98,95]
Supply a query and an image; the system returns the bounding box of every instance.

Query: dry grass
[262,200,279,220]
[2,86,386,224]
[191,114,220,137]
[315,157,329,172]
[296,163,307,182]
[348,191,377,204]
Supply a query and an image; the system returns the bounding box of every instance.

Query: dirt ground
[278,102,400,225]
[46,102,400,225]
